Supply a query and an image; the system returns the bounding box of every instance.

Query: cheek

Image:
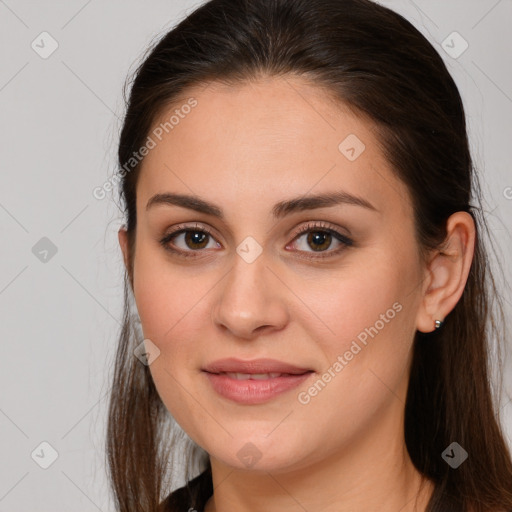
[300,258,410,347]
[132,259,213,442]
[132,241,206,344]
[291,275,416,460]
[297,247,421,404]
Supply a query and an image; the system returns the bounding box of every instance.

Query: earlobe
[416,211,476,333]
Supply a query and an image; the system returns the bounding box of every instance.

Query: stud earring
[434,319,444,330]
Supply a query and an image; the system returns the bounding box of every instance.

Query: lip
[202,358,314,404]
[202,357,312,375]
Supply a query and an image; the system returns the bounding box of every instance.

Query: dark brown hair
[105,0,512,510]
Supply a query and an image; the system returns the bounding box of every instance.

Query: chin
[204,433,312,473]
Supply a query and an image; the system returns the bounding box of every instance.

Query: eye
[159,221,353,260]
[286,221,353,259]
[159,223,220,258]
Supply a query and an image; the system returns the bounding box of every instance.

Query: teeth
[224,372,283,380]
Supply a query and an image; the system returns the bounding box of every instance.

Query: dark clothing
[159,467,213,512]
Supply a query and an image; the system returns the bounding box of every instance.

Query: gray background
[1,1,511,510]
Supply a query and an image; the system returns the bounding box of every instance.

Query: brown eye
[288,222,353,259]
[159,224,220,258]
[305,231,333,252]
[182,230,210,250]
[162,229,217,251]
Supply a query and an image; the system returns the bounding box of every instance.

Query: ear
[416,211,476,333]
[118,226,131,277]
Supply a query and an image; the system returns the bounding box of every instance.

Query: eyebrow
[145,190,377,219]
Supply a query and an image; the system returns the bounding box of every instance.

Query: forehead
[137,75,412,220]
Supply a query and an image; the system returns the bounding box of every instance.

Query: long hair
[105,0,512,510]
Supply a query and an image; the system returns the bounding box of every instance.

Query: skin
[118,75,475,512]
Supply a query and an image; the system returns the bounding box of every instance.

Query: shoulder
[159,467,213,512]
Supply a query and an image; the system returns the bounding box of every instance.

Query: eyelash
[158,221,353,260]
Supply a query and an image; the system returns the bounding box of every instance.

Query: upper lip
[202,358,313,375]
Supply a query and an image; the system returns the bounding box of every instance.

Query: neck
[206,450,433,512]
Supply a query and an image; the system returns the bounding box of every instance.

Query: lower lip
[203,371,313,404]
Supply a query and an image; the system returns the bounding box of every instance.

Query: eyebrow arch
[145,190,377,219]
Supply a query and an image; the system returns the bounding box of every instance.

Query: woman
[106,0,512,510]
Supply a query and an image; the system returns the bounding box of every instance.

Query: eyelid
[161,222,216,240]
[290,221,352,242]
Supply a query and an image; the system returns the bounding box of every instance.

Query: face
[122,75,428,474]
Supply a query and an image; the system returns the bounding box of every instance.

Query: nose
[210,253,289,340]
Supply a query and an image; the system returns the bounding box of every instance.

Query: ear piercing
[434,319,444,330]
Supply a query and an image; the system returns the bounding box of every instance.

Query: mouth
[202,358,315,404]
[202,357,313,375]
[215,371,303,380]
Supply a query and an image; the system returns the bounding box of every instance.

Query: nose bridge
[211,247,288,338]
